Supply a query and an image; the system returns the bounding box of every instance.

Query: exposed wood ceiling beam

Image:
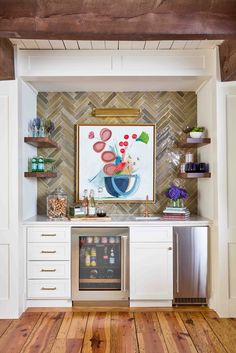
[0,0,236,40]
[219,40,236,81]
[0,39,14,80]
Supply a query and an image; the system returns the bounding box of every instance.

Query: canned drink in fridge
[101,236,108,244]
[94,236,100,244]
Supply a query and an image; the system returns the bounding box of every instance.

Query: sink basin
[135,216,161,220]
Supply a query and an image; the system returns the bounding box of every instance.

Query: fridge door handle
[121,235,128,292]
[176,232,180,293]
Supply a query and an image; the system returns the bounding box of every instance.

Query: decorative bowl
[190,131,204,138]
[104,174,140,198]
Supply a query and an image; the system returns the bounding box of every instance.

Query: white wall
[0,80,20,318]
[197,79,217,312]
[194,46,223,314]
[0,79,37,318]
[19,80,37,220]
[214,82,236,317]
[18,80,37,314]
[197,79,215,220]
[226,93,236,316]
[198,52,236,316]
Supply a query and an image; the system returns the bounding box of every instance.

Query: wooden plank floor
[0,309,236,353]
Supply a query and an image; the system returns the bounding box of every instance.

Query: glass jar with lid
[47,187,68,219]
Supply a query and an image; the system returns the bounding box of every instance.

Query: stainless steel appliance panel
[173,227,208,302]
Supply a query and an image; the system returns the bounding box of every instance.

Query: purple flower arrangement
[165,185,188,201]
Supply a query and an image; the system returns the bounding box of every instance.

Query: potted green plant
[190,127,205,138]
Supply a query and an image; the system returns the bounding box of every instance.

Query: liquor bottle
[80,247,85,263]
[88,189,96,216]
[85,248,91,267]
[90,247,97,267]
[103,246,109,265]
[109,248,115,265]
[82,189,88,215]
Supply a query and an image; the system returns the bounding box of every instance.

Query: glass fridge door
[79,235,121,290]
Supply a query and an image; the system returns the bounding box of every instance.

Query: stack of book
[162,207,190,220]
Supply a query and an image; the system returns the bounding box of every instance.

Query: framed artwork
[75,124,156,203]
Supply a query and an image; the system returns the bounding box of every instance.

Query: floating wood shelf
[179,172,211,179]
[24,137,58,148]
[24,172,57,178]
[177,138,211,148]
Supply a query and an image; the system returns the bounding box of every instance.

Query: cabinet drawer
[27,279,71,299]
[28,227,70,243]
[28,243,70,261]
[130,226,172,242]
[27,261,70,279]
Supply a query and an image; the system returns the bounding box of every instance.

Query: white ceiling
[10,39,223,50]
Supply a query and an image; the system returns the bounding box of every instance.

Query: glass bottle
[88,189,96,216]
[82,189,88,216]
[31,157,37,172]
[85,248,91,267]
[91,247,97,267]
[103,246,109,265]
[109,248,115,265]
[37,156,44,172]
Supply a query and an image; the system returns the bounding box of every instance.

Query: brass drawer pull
[41,287,57,291]
[41,269,56,272]
[41,250,57,254]
[41,233,57,237]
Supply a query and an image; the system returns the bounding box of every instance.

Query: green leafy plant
[191,127,205,132]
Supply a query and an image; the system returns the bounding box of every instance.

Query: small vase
[170,199,184,208]
[170,199,177,208]
[177,198,184,208]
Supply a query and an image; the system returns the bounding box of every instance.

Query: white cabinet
[130,226,173,305]
[27,227,71,300]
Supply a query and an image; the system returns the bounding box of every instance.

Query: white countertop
[23,215,212,227]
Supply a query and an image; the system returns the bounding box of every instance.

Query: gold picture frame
[75,123,156,203]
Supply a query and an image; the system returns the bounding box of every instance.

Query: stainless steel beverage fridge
[72,227,129,303]
[173,226,208,305]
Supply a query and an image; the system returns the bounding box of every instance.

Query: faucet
[144,195,150,217]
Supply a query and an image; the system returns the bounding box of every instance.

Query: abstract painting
[75,124,156,202]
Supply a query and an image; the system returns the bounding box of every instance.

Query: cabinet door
[130,242,173,300]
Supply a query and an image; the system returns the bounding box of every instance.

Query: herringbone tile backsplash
[37,92,197,215]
